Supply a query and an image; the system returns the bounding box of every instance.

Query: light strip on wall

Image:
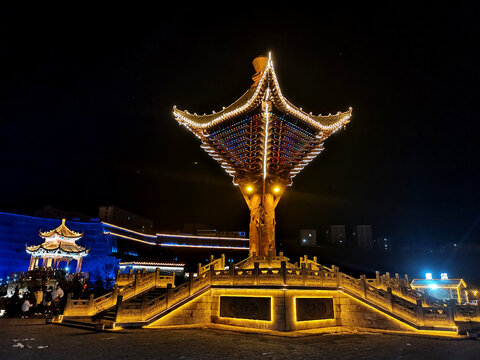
[159,243,248,250]
[103,231,157,245]
[156,233,248,241]
[102,222,157,238]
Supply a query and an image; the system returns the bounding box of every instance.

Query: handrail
[65,254,461,328]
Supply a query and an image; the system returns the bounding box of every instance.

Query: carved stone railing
[116,271,211,323]
[198,254,225,274]
[368,271,449,308]
[298,255,334,273]
[454,304,480,322]
[63,269,175,316]
[64,255,463,330]
[233,252,296,270]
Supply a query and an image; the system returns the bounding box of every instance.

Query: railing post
[115,269,121,283]
[400,278,406,297]
[155,268,160,286]
[416,299,424,326]
[114,295,123,322]
[229,261,235,285]
[210,264,215,284]
[134,270,141,294]
[128,269,133,282]
[141,294,147,322]
[334,266,341,287]
[253,262,259,285]
[281,261,286,285]
[447,299,456,325]
[301,263,307,286]
[360,275,367,298]
[64,293,72,314]
[197,263,202,275]
[166,283,172,308]
[221,254,225,269]
[88,293,95,315]
[421,292,428,307]
[189,273,193,296]
[112,285,119,304]
[375,271,381,287]
[386,287,393,312]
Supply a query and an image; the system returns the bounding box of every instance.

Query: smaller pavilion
[26,219,89,274]
[411,278,468,304]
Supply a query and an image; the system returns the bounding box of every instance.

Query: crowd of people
[8,283,65,317]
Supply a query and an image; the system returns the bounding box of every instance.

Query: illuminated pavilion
[58,55,479,337]
[26,218,89,273]
[173,54,352,257]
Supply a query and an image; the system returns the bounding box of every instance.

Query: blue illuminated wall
[0,212,118,278]
[0,211,249,280]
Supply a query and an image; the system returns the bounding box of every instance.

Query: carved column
[240,185,283,257]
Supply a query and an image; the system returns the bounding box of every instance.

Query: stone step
[57,319,105,332]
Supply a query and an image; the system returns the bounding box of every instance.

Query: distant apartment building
[34,205,92,222]
[374,236,390,251]
[299,229,317,247]
[326,225,346,246]
[98,206,154,233]
[354,225,373,248]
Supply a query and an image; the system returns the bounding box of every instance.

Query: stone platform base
[144,286,451,335]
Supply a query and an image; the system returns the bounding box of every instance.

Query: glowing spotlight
[273,186,280,193]
[246,186,253,193]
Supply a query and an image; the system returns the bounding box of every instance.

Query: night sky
[1,5,479,249]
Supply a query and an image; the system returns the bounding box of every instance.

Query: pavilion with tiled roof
[174,54,352,256]
[26,219,89,273]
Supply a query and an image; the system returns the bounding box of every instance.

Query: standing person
[21,293,33,318]
[51,284,64,315]
[43,286,53,315]
[34,287,43,314]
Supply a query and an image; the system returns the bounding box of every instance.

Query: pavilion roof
[173,54,352,184]
[173,55,352,132]
[39,218,84,239]
[26,241,89,255]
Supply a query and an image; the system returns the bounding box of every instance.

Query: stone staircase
[56,255,480,335]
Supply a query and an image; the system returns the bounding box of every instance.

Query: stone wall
[148,288,412,332]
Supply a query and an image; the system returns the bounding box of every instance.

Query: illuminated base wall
[148,287,412,332]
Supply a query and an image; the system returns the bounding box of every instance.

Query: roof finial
[251,54,269,87]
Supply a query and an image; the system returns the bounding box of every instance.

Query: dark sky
[1,4,479,247]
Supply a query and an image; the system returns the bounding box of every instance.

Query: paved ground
[1,318,480,360]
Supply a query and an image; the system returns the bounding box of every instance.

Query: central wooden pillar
[240,182,284,257]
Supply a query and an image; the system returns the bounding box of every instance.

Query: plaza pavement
[1,318,480,360]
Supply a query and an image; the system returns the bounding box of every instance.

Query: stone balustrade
[112,257,458,329]
[63,255,474,331]
[197,254,226,275]
[63,268,175,316]
[116,271,211,323]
